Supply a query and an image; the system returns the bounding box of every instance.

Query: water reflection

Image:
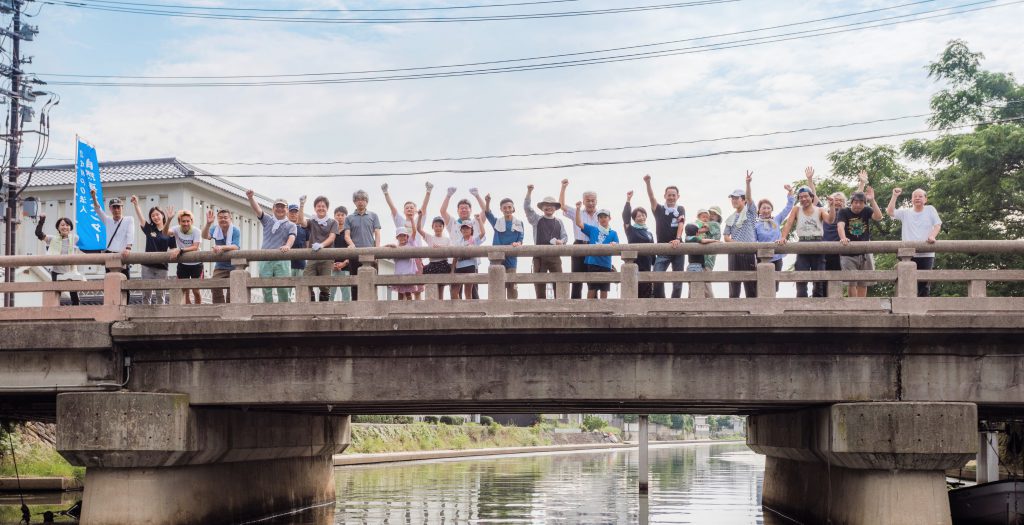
[321,443,767,524]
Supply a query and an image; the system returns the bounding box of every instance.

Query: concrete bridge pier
[747,402,977,525]
[55,392,350,525]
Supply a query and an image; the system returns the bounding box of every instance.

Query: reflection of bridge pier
[2,242,1023,524]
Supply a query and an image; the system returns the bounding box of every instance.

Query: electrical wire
[78,0,584,13]
[36,0,947,80]
[42,1,1023,87]
[41,0,739,24]
[30,116,1024,178]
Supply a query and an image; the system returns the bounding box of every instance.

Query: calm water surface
[274,443,773,525]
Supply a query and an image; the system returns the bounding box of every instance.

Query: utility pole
[2,0,43,307]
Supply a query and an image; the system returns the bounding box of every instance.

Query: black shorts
[424,260,452,274]
[586,264,612,291]
[177,264,204,279]
[454,265,477,274]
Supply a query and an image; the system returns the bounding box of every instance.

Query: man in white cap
[247,190,297,303]
[89,189,134,278]
[525,184,569,299]
[723,172,757,298]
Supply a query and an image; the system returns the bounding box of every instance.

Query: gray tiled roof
[26,158,270,205]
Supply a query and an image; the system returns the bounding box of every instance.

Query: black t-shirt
[653,204,686,243]
[837,207,875,242]
[684,223,704,266]
[141,222,173,270]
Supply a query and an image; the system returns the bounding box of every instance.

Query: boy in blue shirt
[483,194,525,299]
[573,203,619,299]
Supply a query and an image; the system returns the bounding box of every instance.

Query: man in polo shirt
[643,174,686,298]
[886,187,943,297]
[483,193,525,299]
[202,208,241,304]
[246,190,297,303]
[287,202,309,282]
[297,195,338,302]
[440,187,487,299]
[343,189,381,301]
[559,179,599,299]
[89,189,134,278]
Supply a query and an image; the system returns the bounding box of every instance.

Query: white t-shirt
[894,206,942,257]
[453,234,484,269]
[423,234,451,263]
[171,226,203,266]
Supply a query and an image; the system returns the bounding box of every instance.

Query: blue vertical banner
[74,138,106,251]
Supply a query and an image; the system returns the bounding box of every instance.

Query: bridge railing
[1,240,1023,321]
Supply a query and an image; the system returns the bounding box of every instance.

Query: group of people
[35,169,943,304]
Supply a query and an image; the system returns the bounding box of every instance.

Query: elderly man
[344,190,382,302]
[886,187,942,297]
[247,190,297,303]
[723,172,757,298]
[202,208,241,304]
[560,179,599,299]
[89,189,134,278]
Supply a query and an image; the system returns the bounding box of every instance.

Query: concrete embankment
[334,439,722,466]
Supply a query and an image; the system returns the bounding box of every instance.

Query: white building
[3,158,392,305]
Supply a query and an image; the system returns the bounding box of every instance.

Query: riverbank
[347,422,623,454]
[336,438,729,466]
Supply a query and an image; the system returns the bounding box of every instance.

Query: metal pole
[639,414,649,493]
[3,1,23,307]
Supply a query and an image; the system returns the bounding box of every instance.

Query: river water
[272,442,776,525]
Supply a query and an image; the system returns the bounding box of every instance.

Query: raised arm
[89,188,109,221]
[297,195,309,228]
[35,213,48,242]
[475,213,486,241]
[439,186,456,225]
[775,185,796,224]
[524,184,539,224]
[420,182,433,224]
[643,174,658,211]
[129,195,146,226]
[623,191,633,227]
[469,187,487,212]
[866,187,883,221]
[886,188,901,219]
[381,182,401,220]
[745,170,753,207]
[202,208,215,241]
[804,166,819,206]
[416,210,429,240]
[558,179,569,212]
[573,201,584,230]
[776,206,798,245]
[857,170,868,192]
[245,189,263,219]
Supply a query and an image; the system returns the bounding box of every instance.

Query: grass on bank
[348,422,551,454]
[0,434,84,482]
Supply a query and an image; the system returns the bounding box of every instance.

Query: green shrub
[424,416,439,424]
[439,415,466,425]
[480,416,494,426]
[582,415,608,431]
[352,415,415,424]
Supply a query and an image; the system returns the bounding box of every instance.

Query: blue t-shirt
[291,224,309,270]
[580,223,619,269]
[485,210,525,269]
[209,225,242,270]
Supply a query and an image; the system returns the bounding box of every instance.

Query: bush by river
[347,423,553,454]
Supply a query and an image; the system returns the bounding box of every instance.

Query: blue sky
[14,0,1024,230]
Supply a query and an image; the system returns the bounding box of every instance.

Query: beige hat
[273,198,288,207]
[537,196,561,210]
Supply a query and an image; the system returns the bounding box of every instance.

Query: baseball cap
[274,198,288,207]
[728,189,746,198]
[395,226,410,237]
[287,204,299,212]
[597,208,611,217]
[108,198,123,207]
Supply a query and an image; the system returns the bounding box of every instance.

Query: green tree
[581,415,607,431]
[824,40,1024,296]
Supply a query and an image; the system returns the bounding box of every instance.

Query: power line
[76,0,585,13]
[191,113,936,166]
[43,1,1022,87]
[36,0,946,80]
[32,116,1024,178]
[42,0,738,24]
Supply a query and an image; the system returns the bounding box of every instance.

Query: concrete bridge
[2,241,1023,524]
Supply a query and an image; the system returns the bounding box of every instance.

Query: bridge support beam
[748,402,976,525]
[56,392,349,525]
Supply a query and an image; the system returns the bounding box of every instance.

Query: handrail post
[229,258,249,304]
[620,251,639,299]
[103,256,126,307]
[487,252,507,301]
[968,280,987,298]
[357,255,377,302]
[756,249,777,299]
[896,248,918,298]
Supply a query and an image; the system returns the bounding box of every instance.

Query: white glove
[380,183,389,193]
[312,242,322,251]
[468,187,480,196]
[299,194,307,203]
[549,238,558,245]
[447,187,457,197]
[425,181,434,191]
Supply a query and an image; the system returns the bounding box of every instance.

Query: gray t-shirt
[344,210,381,248]
[306,216,339,245]
[259,212,297,250]
[895,206,942,258]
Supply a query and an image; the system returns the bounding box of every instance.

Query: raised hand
[892,187,903,197]
[626,190,634,201]
[858,170,868,186]
[561,179,569,188]
[784,184,793,194]
[164,205,177,218]
[206,209,215,224]
[245,189,255,199]
[804,166,814,181]
[484,193,491,204]
[381,182,389,193]
[425,181,433,191]
[130,195,138,205]
[745,170,753,184]
[446,187,457,197]
[90,188,97,198]
[643,174,651,184]
[865,186,876,201]
[468,187,480,196]
[299,195,307,204]
[527,184,535,192]
[575,201,582,209]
